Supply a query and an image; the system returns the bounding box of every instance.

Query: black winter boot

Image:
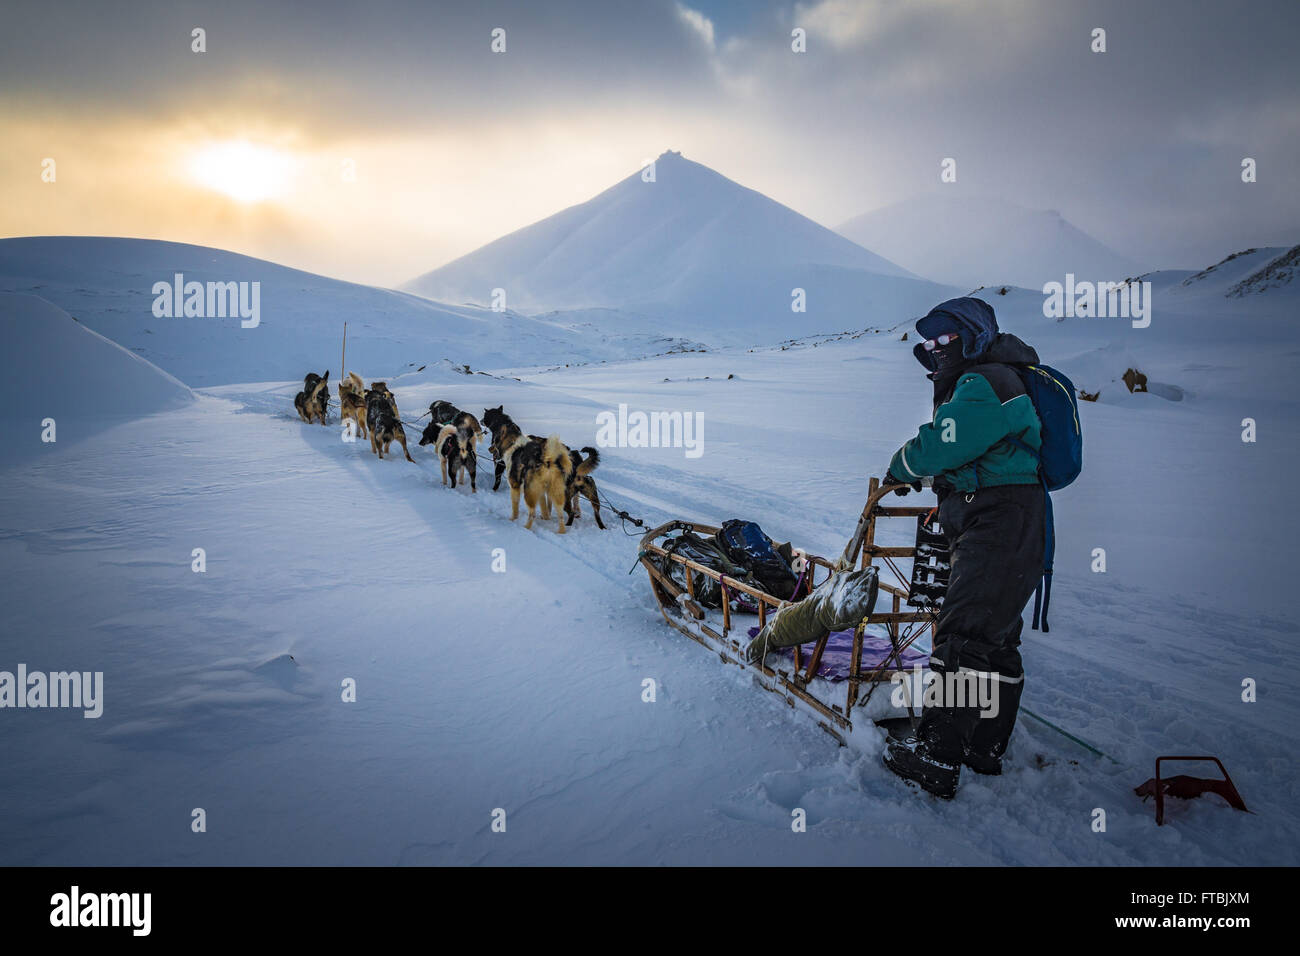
[962,678,1023,775]
[961,747,1003,775]
[883,702,963,799]
[883,734,959,799]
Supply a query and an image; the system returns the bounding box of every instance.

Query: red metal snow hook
[1134,756,1249,826]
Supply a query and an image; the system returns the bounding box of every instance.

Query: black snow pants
[918,483,1045,765]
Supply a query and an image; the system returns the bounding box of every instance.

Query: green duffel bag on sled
[745,567,879,665]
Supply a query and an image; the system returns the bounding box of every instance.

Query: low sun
[189,140,294,203]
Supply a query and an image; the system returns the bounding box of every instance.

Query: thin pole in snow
[341,321,347,380]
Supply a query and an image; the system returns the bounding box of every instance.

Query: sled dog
[484,406,602,527]
[453,410,482,442]
[563,446,605,529]
[423,423,478,491]
[502,434,574,533]
[294,371,330,425]
[483,405,524,492]
[365,385,414,462]
[338,371,367,438]
[368,381,400,418]
[428,400,461,425]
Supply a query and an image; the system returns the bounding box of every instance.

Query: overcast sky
[2,0,1296,286]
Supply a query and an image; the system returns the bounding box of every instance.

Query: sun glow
[188,140,295,203]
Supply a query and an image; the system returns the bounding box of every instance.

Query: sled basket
[638,478,940,742]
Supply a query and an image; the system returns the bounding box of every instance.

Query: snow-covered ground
[1,235,1298,866]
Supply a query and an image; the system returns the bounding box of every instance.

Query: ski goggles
[921,333,960,351]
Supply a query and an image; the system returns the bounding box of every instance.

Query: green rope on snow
[1020,706,1118,764]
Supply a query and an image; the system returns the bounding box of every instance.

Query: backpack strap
[963,362,1029,403]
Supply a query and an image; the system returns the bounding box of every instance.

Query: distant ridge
[836,194,1137,291]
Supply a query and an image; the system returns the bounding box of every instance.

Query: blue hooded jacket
[913,297,999,371]
[891,297,1043,492]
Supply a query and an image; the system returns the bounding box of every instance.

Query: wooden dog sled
[638,479,941,743]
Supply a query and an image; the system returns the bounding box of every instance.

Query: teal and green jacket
[890,362,1042,494]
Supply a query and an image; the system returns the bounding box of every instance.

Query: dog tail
[576,447,600,475]
[543,434,569,468]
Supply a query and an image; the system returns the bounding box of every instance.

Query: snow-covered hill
[1227,244,1300,297]
[0,237,705,387]
[1156,244,1300,300]
[0,293,194,462]
[406,151,956,343]
[837,194,1139,291]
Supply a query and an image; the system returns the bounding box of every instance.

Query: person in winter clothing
[881,297,1046,799]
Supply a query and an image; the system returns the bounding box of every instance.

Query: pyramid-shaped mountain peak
[404,156,947,343]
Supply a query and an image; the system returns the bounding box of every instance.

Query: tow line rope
[597,488,650,536]
[323,401,428,439]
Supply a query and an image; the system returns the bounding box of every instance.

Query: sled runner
[638,478,939,743]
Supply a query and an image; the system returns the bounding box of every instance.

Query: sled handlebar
[836,478,935,570]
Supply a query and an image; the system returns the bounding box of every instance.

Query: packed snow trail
[2,367,1295,864]
[0,394,956,865]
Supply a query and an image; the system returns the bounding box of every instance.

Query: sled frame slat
[639,478,938,741]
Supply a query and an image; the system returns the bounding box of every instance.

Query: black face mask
[928,339,966,374]
[927,338,971,408]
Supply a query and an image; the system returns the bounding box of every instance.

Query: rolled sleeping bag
[745,566,879,664]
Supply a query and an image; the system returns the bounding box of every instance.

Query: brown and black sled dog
[338,371,367,439]
[294,371,330,424]
[482,405,525,491]
[428,400,461,426]
[483,406,604,528]
[563,446,605,529]
[501,434,572,533]
[365,382,414,462]
[499,434,604,533]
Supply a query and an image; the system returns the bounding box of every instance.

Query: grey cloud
[0,0,720,132]
[2,0,1295,272]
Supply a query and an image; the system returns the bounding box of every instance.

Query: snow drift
[0,293,194,462]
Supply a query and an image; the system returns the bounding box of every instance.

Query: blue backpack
[1006,364,1083,632]
[715,519,800,600]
